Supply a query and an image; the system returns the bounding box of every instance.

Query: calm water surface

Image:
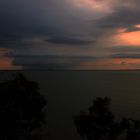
[1,70,140,140]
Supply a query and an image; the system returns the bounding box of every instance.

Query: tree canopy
[0,73,47,140]
[74,97,140,140]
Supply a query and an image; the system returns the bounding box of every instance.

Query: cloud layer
[1,0,140,69]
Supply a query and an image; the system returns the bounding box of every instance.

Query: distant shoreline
[1,69,140,71]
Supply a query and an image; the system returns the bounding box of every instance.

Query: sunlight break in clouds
[107,24,140,47]
[71,0,114,14]
[134,24,140,28]
[0,48,22,70]
[0,57,22,70]
[116,31,140,46]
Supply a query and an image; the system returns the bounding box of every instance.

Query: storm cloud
[46,36,95,45]
[1,0,140,69]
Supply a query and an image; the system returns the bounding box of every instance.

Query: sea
[1,70,140,140]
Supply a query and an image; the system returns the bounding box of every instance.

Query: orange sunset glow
[0,57,22,70]
[0,48,22,70]
[115,26,140,46]
[134,24,140,28]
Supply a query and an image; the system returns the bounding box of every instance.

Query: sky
[1,0,140,69]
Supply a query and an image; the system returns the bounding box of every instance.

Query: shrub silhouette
[0,74,47,140]
[74,97,140,140]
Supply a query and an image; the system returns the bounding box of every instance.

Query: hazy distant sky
[1,0,140,69]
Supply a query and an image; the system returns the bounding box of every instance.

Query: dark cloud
[96,1,140,33]
[0,0,90,39]
[112,53,140,58]
[0,0,94,57]
[1,0,140,69]
[46,36,95,45]
[111,46,140,53]
[124,26,140,33]
[11,55,96,69]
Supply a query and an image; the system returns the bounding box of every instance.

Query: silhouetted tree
[0,73,47,140]
[123,119,140,140]
[74,97,140,140]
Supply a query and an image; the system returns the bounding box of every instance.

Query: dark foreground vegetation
[0,74,47,140]
[1,73,140,140]
[74,97,140,140]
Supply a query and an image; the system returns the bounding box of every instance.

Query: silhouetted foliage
[74,97,140,140]
[0,73,47,140]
